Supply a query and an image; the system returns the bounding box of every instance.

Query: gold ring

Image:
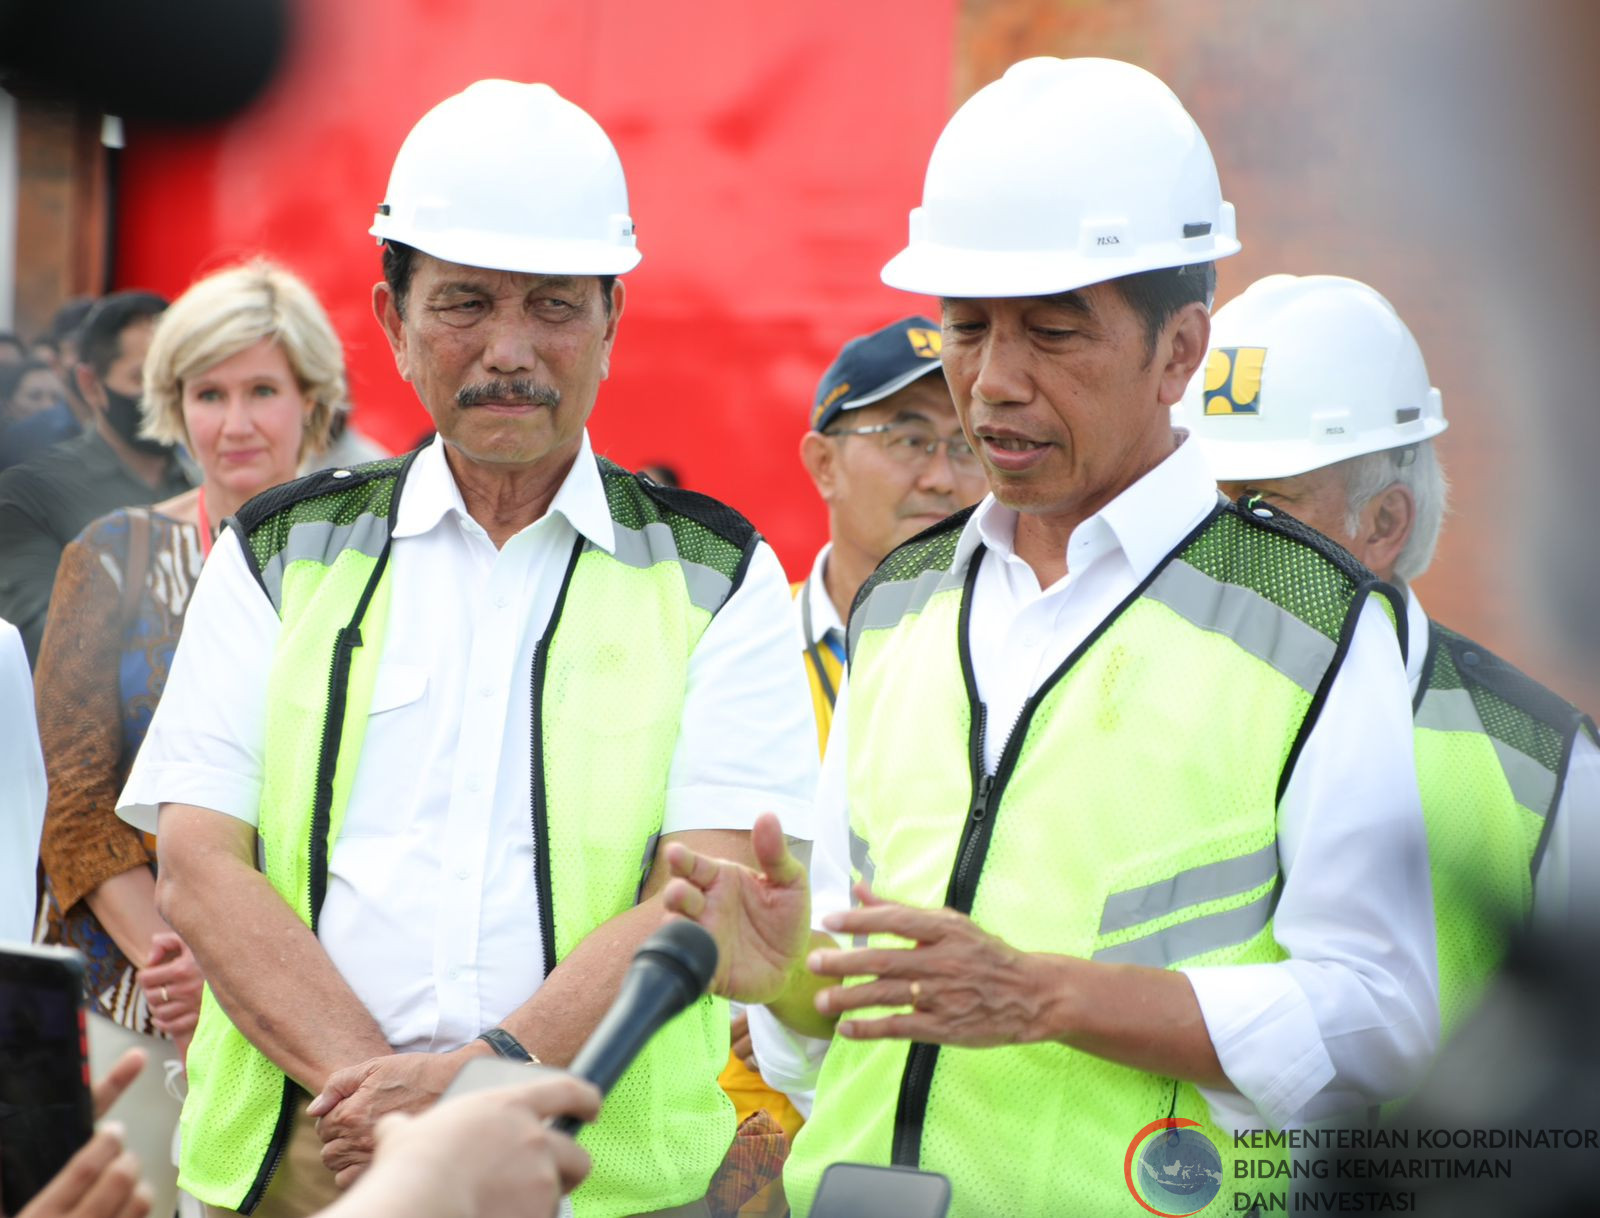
[909,980,923,1008]
[161,986,171,1004]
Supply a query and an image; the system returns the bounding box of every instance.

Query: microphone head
[635,921,719,1004]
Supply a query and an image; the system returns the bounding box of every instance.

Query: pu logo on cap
[1203,347,1266,416]
[906,328,942,358]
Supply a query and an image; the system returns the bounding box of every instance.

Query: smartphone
[811,1162,952,1218]
[0,943,94,1214]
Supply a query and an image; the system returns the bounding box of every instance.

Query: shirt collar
[955,430,1220,582]
[1402,585,1429,698]
[801,543,845,645]
[393,430,616,552]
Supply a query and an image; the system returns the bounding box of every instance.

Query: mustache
[456,379,561,409]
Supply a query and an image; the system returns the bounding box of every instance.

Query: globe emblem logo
[1123,1118,1224,1216]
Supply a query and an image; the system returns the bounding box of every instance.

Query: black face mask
[101,386,172,457]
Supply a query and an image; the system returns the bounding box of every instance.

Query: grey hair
[1342,439,1448,584]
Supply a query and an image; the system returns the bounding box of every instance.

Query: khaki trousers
[201,1095,338,1218]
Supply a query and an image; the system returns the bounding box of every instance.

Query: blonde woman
[33,260,344,1216]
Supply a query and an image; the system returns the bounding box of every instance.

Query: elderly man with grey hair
[1179,272,1599,1043]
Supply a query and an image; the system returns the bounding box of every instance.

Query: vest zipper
[887,519,1208,1169]
[528,537,586,980]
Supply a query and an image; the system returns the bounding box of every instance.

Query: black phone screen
[0,946,94,1214]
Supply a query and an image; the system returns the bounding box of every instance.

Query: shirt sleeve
[746,671,855,1105]
[1532,728,1600,926]
[661,540,819,840]
[0,620,45,944]
[34,532,153,914]
[116,528,280,833]
[0,480,64,664]
[1183,597,1440,1130]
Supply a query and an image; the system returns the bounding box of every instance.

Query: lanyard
[800,573,840,709]
[196,487,215,559]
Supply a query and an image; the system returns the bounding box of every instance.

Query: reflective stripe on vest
[1410,621,1594,1040]
[179,455,747,1217]
[787,502,1392,1218]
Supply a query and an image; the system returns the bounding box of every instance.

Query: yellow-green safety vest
[178,450,757,1217]
[784,498,1404,1218]
[1412,619,1596,1038]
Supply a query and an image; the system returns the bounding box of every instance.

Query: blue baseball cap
[811,316,945,432]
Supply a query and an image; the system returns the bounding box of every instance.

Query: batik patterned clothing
[35,507,204,1030]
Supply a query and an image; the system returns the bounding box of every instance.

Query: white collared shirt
[120,433,817,1052]
[1406,589,1600,925]
[796,543,846,655]
[752,434,1439,1131]
[1,618,45,944]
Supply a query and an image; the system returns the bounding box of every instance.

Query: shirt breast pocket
[368,662,429,715]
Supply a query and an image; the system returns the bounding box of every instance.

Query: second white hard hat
[371,79,641,276]
[1177,274,1446,481]
[882,57,1240,298]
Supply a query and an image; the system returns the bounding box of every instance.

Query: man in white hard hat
[657,58,1439,1217]
[118,80,817,1218]
[1178,272,1600,1040]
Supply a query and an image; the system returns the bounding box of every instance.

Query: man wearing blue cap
[793,317,987,749]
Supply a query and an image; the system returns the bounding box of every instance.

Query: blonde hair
[141,260,346,457]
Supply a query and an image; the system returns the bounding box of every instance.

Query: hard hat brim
[1190,418,1449,482]
[370,221,642,276]
[881,236,1240,300]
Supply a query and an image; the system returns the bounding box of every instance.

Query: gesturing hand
[661,812,811,1004]
[811,885,1056,1048]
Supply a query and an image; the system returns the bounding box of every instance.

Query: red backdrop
[112,0,958,576]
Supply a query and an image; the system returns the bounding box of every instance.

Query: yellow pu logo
[907,328,942,358]
[1204,347,1267,415]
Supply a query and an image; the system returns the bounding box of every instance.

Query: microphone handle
[548,963,696,1135]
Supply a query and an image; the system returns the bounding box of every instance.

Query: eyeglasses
[827,422,981,472]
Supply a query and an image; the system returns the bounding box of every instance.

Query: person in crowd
[661,57,1439,1218]
[1,614,45,944]
[43,297,99,426]
[0,330,25,363]
[0,292,191,663]
[34,260,342,1218]
[1176,271,1599,1036]
[120,79,815,1218]
[791,316,987,750]
[1,357,79,471]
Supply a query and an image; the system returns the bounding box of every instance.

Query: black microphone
[550,920,719,1135]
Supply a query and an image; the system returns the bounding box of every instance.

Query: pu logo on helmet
[1203,347,1267,416]
[906,328,942,358]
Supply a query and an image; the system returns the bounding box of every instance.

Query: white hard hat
[882,57,1240,298]
[371,80,640,276]
[1177,274,1447,482]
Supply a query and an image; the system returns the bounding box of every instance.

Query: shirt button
[457,868,469,881]
[467,776,482,793]
[495,595,509,609]
[448,968,460,981]
[479,685,494,699]
[1022,633,1040,649]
